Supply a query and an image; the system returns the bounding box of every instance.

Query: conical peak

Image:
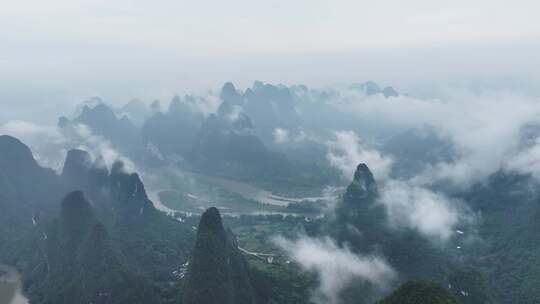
[0,135,39,168]
[199,207,225,234]
[353,163,374,183]
[62,149,92,176]
[61,191,91,214]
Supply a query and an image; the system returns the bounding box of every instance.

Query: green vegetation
[0,140,195,304]
[332,164,449,282]
[3,129,540,304]
[183,207,257,304]
[25,191,156,304]
[378,280,459,304]
[457,170,540,303]
[225,214,319,304]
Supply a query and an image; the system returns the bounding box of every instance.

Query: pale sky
[1,0,540,121]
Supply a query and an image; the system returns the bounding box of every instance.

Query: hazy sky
[2,0,540,121]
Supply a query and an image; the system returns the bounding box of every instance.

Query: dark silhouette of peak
[128,173,147,199]
[92,155,108,171]
[61,149,95,193]
[141,95,203,159]
[111,160,127,176]
[354,163,375,182]
[109,162,153,215]
[61,149,109,199]
[194,105,292,180]
[167,95,197,115]
[0,135,39,170]
[118,99,150,126]
[150,99,161,113]
[0,135,60,232]
[111,163,146,198]
[350,81,399,97]
[62,149,92,178]
[198,207,227,240]
[58,116,70,128]
[241,81,299,143]
[334,163,384,243]
[183,207,257,304]
[247,81,293,102]
[79,103,118,124]
[60,190,93,220]
[101,104,134,129]
[88,155,109,191]
[220,82,243,105]
[221,82,237,97]
[383,86,399,98]
[195,110,276,174]
[0,135,59,198]
[58,191,97,245]
[364,81,381,95]
[347,163,378,200]
[169,94,182,106]
[32,191,156,304]
[122,98,147,114]
[226,228,240,248]
[378,279,459,304]
[72,103,138,153]
[217,99,236,116]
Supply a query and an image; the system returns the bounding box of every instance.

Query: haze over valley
[2,1,540,304]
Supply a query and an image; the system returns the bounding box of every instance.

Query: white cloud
[326,130,393,180]
[195,94,221,117]
[273,127,290,144]
[324,129,470,241]
[225,104,243,122]
[60,123,137,172]
[378,180,468,241]
[273,127,308,144]
[506,138,540,178]
[0,119,137,173]
[0,120,68,169]
[0,120,64,143]
[332,90,540,186]
[273,235,395,304]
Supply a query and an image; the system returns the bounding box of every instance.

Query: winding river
[0,264,28,304]
[143,168,339,214]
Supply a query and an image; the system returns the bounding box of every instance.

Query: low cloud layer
[379,180,468,241]
[507,137,540,179]
[0,120,136,173]
[273,127,307,144]
[320,89,540,240]
[60,122,136,172]
[325,129,470,241]
[0,120,67,169]
[273,235,395,304]
[326,130,393,180]
[337,91,540,186]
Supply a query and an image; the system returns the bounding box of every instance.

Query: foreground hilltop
[0,135,195,303]
[378,280,459,304]
[183,207,257,304]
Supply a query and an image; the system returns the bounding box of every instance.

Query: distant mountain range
[4,79,540,303]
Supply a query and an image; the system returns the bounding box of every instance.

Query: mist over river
[0,264,28,304]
